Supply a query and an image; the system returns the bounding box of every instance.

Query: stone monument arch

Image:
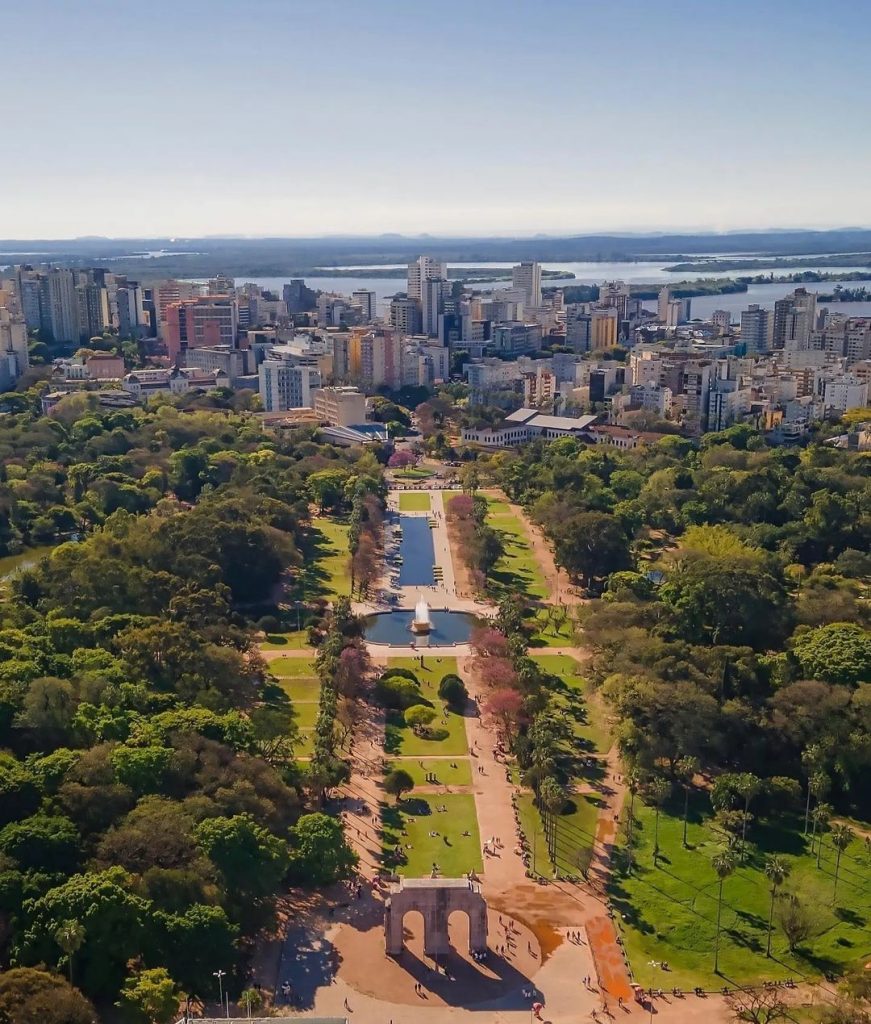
[385,877,488,957]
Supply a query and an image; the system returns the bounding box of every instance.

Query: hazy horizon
[3,0,869,238]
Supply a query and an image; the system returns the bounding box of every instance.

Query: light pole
[213,970,225,1016]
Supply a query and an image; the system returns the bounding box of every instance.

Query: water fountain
[410,597,432,635]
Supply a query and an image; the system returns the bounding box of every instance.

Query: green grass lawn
[611,799,871,989]
[269,656,318,678]
[386,656,460,697]
[381,793,482,876]
[526,608,576,648]
[487,507,549,601]
[260,630,311,651]
[289,517,350,602]
[275,676,321,702]
[384,704,469,757]
[515,787,600,879]
[290,701,319,729]
[295,729,315,758]
[398,492,431,512]
[394,468,434,480]
[385,758,473,789]
[531,654,610,753]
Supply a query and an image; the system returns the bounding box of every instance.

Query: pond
[363,610,478,647]
[394,515,436,587]
[0,545,55,578]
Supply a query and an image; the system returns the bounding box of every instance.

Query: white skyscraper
[512,261,542,308]
[407,256,447,300]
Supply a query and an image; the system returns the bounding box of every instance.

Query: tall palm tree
[712,849,736,975]
[649,776,671,864]
[736,772,762,856]
[830,824,853,904]
[808,771,830,848]
[801,744,824,835]
[812,801,832,868]
[55,920,85,984]
[625,768,642,868]
[763,855,790,957]
[676,755,699,848]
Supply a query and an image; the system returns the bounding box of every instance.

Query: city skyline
[3,0,871,238]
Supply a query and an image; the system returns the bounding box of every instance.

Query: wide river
[194,259,871,321]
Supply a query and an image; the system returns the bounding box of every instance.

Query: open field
[289,517,351,602]
[381,793,482,876]
[486,503,549,601]
[384,703,469,757]
[269,656,318,678]
[384,758,473,789]
[398,492,431,511]
[611,798,871,989]
[260,630,311,650]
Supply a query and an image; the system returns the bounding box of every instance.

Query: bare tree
[725,987,790,1024]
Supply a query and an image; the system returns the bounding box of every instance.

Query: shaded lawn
[381,793,482,876]
[398,492,432,512]
[394,468,435,480]
[260,630,311,651]
[275,676,321,703]
[387,656,460,697]
[384,704,469,757]
[531,654,610,754]
[289,517,351,602]
[516,788,600,879]
[487,508,548,601]
[385,758,473,789]
[295,729,315,758]
[611,800,871,989]
[289,700,319,730]
[526,607,576,648]
[269,657,318,678]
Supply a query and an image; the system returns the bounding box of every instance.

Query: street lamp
[212,970,226,1016]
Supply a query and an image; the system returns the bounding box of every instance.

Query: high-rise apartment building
[773,288,817,349]
[40,268,79,344]
[565,304,592,353]
[164,296,238,362]
[259,358,322,412]
[421,277,449,336]
[153,280,200,339]
[0,307,29,389]
[407,256,447,300]
[390,297,422,336]
[512,261,542,308]
[349,328,401,390]
[740,305,771,354]
[590,306,619,350]
[352,290,377,322]
[75,279,110,340]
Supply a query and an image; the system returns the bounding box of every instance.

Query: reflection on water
[363,610,478,647]
[395,516,435,587]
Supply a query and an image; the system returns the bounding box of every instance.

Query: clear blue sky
[2,0,868,238]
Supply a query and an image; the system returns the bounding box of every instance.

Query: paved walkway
[263,488,648,1020]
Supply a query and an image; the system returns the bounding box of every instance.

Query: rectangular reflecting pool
[396,515,435,586]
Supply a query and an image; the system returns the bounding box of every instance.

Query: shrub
[438,673,468,710]
[374,675,423,710]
